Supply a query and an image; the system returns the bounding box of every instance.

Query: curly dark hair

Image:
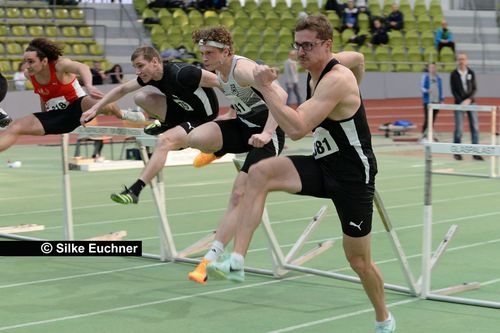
[25,38,64,62]
[192,26,233,54]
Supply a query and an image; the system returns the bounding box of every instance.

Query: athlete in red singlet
[0,38,143,153]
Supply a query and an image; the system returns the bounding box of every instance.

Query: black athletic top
[137,62,219,120]
[0,72,7,103]
[306,58,377,184]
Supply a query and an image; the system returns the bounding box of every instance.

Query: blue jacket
[421,72,443,104]
[434,28,454,49]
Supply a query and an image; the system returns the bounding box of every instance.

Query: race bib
[172,95,194,111]
[45,96,70,111]
[313,127,338,159]
[226,95,252,115]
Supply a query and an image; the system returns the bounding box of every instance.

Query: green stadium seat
[63,43,73,55]
[343,44,357,52]
[375,46,392,72]
[188,9,204,26]
[392,46,411,72]
[407,46,424,72]
[28,26,45,37]
[172,8,188,27]
[259,0,273,14]
[70,8,85,20]
[261,27,277,44]
[0,43,5,54]
[0,60,12,73]
[403,15,417,31]
[61,26,78,38]
[73,44,89,55]
[280,11,297,29]
[358,13,370,32]
[249,11,266,30]
[89,43,104,56]
[151,25,168,46]
[326,10,340,30]
[204,10,219,26]
[275,0,289,14]
[404,30,420,48]
[0,25,9,36]
[413,0,427,17]
[11,26,28,37]
[219,11,235,29]
[368,1,382,17]
[388,30,405,48]
[228,0,243,13]
[305,1,320,15]
[6,43,22,55]
[7,7,21,19]
[277,27,293,44]
[79,26,94,38]
[45,26,59,37]
[38,8,53,20]
[245,27,262,44]
[423,47,438,63]
[55,8,70,20]
[265,11,281,30]
[416,14,432,32]
[340,29,355,45]
[290,0,304,16]
[134,0,148,12]
[243,0,258,15]
[0,8,4,18]
[439,46,455,62]
[420,30,434,48]
[22,8,37,19]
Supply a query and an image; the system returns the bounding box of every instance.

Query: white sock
[230,252,245,269]
[376,312,392,325]
[204,240,224,262]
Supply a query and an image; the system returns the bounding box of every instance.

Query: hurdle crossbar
[421,141,500,308]
[427,103,498,178]
[0,224,45,234]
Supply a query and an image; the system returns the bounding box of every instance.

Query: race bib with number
[312,127,338,159]
[227,95,252,115]
[45,96,70,111]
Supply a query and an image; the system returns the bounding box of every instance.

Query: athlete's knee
[156,133,180,151]
[346,253,372,276]
[133,91,149,107]
[247,161,275,188]
[228,183,246,208]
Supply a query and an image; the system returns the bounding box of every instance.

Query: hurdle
[232,158,418,296]
[427,104,499,178]
[421,141,500,308]
[59,127,275,277]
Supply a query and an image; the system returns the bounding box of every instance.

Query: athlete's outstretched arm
[199,69,221,88]
[333,51,365,84]
[80,79,142,124]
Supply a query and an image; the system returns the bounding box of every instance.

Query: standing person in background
[450,52,482,161]
[283,50,302,106]
[13,62,28,91]
[420,62,443,142]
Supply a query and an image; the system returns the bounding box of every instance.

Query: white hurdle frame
[422,142,500,308]
[60,127,275,277]
[427,103,499,178]
[232,159,418,296]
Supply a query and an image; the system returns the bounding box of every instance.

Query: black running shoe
[0,108,12,128]
[110,186,139,205]
[144,120,170,135]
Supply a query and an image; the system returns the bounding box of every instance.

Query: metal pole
[61,134,74,240]
[421,144,433,298]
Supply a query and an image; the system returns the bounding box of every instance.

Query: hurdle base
[86,230,127,241]
[0,224,45,234]
[432,282,481,296]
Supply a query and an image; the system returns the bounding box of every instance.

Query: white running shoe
[121,109,146,123]
[375,312,396,333]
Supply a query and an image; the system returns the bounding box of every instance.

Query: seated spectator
[369,18,389,46]
[386,3,404,31]
[435,19,455,54]
[325,0,344,18]
[90,61,106,85]
[339,0,359,33]
[106,64,124,84]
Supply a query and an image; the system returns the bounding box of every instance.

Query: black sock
[129,179,146,196]
[214,150,225,158]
